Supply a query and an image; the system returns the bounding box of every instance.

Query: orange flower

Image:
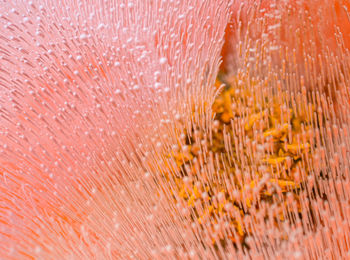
[1,0,350,259]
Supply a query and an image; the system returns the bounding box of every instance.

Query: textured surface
[1,0,350,259]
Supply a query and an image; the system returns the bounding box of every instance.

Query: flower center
[165,71,330,251]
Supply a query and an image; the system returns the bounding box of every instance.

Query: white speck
[97,23,105,30]
[159,57,167,65]
[79,33,87,40]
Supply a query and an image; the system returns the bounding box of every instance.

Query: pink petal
[0,0,231,258]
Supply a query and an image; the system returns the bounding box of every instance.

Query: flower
[0,0,231,258]
[1,0,350,259]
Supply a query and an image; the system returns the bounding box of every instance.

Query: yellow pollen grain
[165,75,316,248]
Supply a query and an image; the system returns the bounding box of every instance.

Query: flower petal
[0,0,232,258]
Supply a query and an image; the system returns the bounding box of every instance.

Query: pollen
[166,72,335,251]
[1,0,350,258]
